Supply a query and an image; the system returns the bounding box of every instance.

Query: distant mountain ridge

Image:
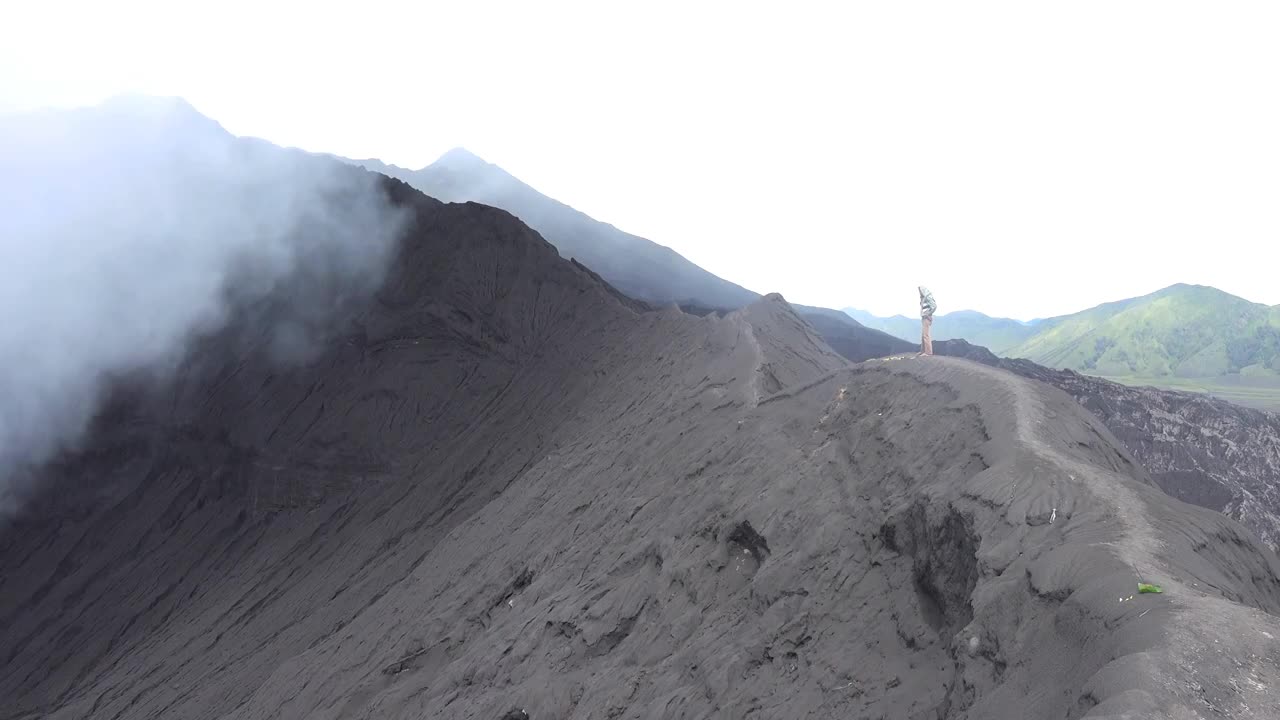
[349,150,758,310]
[345,149,914,362]
[842,307,1039,352]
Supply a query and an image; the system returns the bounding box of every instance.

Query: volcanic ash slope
[1,183,1279,719]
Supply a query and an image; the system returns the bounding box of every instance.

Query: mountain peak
[93,93,231,140]
[431,146,493,171]
[101,93,197,113]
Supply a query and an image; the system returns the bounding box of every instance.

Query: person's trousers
[921,316,933,355]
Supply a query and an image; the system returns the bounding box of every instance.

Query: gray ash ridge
[347,147,1280,559]
[2,175,1280,717]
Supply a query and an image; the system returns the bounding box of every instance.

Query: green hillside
[848,285,1280,409]
[1007,284,1280,379]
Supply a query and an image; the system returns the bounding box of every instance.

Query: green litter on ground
[1138,583,1163,594]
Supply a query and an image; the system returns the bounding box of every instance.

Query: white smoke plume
[0,95,409,515]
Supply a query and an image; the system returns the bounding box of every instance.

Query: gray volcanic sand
[2,182,1279,719]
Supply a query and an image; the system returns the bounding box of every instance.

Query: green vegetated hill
[1008,284,1280,379]
[842,307,1039,353]
[848,285,1280,410]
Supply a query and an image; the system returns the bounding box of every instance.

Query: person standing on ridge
[918,286,936,356]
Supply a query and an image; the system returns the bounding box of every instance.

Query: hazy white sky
[4,1,1278,318]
